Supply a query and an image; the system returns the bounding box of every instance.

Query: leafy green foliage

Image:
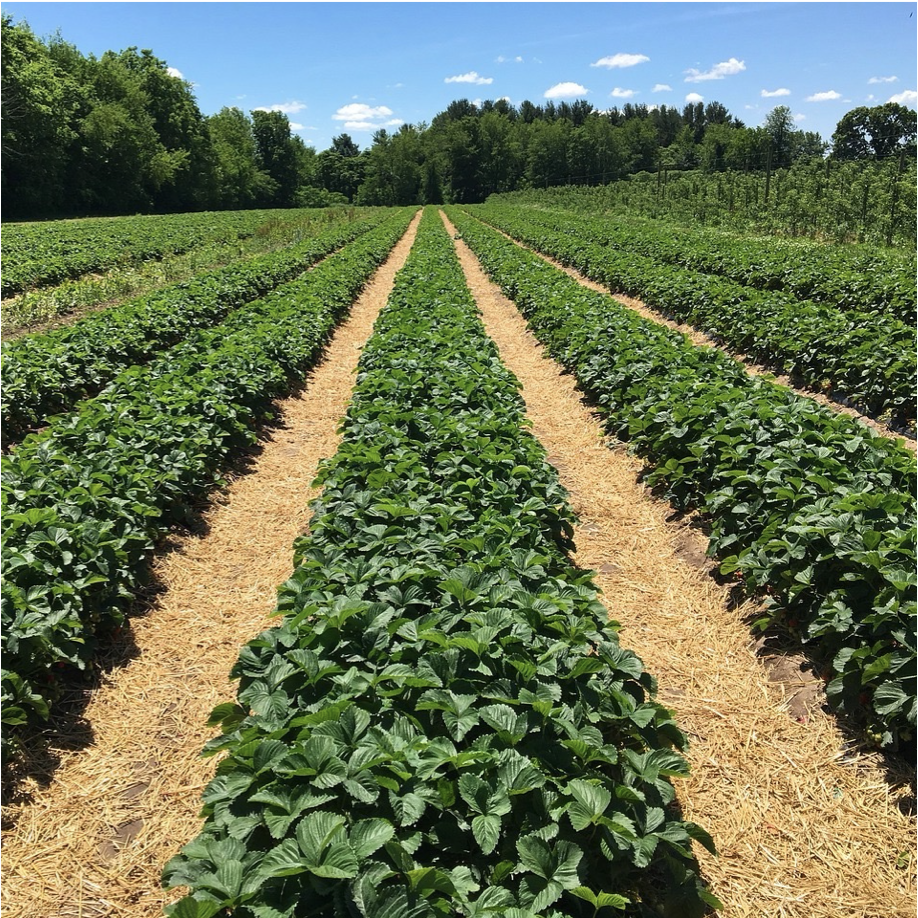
[470,204,915,429]
[489,158,917,248]
[1,210,388,440]
[449,206,916,750]
[0,209,417,747]
[164,209,716,917]
[2,208,278,297]
[480,204,915,322]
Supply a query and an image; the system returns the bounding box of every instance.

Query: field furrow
[447,206,916,750]
[0,210,422,918]
[1,209,417,748]
[443,209,915,918]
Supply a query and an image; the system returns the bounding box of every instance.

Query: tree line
[3,15,916,218]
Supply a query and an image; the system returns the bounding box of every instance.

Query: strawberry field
[1,204,915,917]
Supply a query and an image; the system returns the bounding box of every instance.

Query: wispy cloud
[167,67,184,79]
[591,53,649,69]
[761,87,790,98]
[333,103,402,132]
[254,100,308,114]
[869,75,898,84]
[610,87,636,99]
[685,57,745,82]
[496,55,524,64]
[685,92,704,103]
[544,82,589,99]
[793,113,806,122]
[805,90,841,102]
[652,83,672,92]
[445,71,493,85]
[889,89,917,106]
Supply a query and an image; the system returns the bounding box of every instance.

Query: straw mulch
[444,211,916,918]
[0,212,422,918]
[486,221,914,450]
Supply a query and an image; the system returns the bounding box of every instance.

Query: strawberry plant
[1,208,289,298]
[484,203,915,322]
[471,204,915,430]
[2,211,390,441]
[0,210,417,750]
[164,208,718,918]
[449,206,916,750]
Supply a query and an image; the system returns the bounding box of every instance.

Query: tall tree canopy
[831,103,917,160]
[3,14,914,219]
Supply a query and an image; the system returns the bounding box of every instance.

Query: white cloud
[610,87,636,99]
[793,113,806,122]
[761,87,791,98]
[166,66,184,79]
[685,92,704,103]
[591,53,650,69]
[333,103,402,131]
[869,75,898,84]
[685,57,745,83]
[255,100,308,115]
[652,83,672,92]
[445,71,493,85]
[289,122,304,131]
[544,82,589,99]
[889,89,918,106]
[334,103,393,121]
[805,90,841,102]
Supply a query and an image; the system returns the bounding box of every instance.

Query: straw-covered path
[3,207,913,918]
[471,212,914,450]
[0,211,421,918]
[442,210,916,918]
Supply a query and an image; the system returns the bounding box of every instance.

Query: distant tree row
[1,15,342,216]
[2,15,915,217]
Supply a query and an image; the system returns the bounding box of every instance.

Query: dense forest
[3,15,916,219]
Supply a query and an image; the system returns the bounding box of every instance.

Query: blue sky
[5,2,917,151]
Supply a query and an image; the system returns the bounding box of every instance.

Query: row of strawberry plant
[449,207,916,750]
[0,209,416,748]
[486,197,915,321]
[471,204,915,430]
[2,211,387,442]
[163,208,717,918]
[1,208,289,298]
